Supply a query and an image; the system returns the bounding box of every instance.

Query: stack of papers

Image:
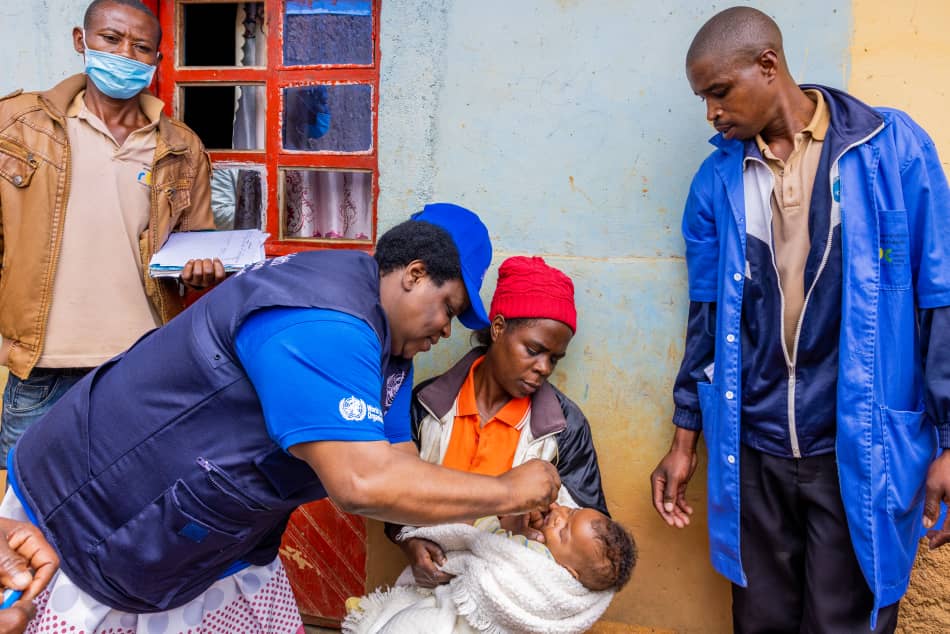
[149,229,268,278]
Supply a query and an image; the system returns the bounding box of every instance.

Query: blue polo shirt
[234,307,414,449]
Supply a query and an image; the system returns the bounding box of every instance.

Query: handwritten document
[149,229,268,278]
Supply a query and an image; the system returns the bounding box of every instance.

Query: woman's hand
[0,517,59,634]
[0,518,58,602]
[398,537,454,588]
[0,596,34,634]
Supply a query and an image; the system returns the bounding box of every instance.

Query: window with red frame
[154,0,380,256]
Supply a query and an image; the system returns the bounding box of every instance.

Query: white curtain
[284,170,371,239]
[233,3,266,150]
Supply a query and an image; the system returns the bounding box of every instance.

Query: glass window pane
[181,2,265,67]
[283,84,372,153]
[180,85,265,151]
[211,165,266,230]
[282,169,372,241]
[284,1,373,66]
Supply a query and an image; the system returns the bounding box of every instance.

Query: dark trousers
[732,445,900,634]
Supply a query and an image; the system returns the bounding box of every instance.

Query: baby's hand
[499,513,545,543]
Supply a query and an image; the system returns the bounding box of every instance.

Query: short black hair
[84,0,162,45]
[686,6,784,70]
[586,518,637,592]
[471,318,538,348]
[374,220,462,286]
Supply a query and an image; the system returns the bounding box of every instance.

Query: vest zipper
[196,456,270,512]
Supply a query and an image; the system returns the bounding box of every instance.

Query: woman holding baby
[386,256,613,587]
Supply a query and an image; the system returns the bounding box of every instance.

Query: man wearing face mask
[0,0,224,466]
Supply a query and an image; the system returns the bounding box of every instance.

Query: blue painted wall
[375,2,851,630]
[0,1,853,630]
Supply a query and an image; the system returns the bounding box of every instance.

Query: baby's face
[540,504,608,586]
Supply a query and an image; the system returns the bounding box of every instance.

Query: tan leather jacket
[0,74,214,379]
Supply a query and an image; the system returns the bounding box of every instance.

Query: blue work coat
[683,86,950,620]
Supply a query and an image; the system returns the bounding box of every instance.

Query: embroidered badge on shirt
[137,167,152,188]
[339,396,367,422]
[384,369,407,410]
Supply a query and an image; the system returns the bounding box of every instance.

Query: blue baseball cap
[410,203,492,330]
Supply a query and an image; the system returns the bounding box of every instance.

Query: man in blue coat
[650,7,950,633]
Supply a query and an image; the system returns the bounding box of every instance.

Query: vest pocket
[197,456,272,512]
[93,479,252,610]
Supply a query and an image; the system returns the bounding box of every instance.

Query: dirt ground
[897,540,950,633]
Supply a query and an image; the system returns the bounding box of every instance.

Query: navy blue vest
[13,250,410,613]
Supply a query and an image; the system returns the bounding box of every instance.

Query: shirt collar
[67,90,164,131]
[455,356,530,428]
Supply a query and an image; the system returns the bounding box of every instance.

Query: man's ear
[401,260,428,291]
[758,49,779,81]
[73,27,86,55]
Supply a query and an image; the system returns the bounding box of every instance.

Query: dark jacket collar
[415,347,568,439]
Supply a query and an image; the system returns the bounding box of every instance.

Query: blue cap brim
[458,263,490,330]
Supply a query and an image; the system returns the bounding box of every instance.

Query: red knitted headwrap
[489,256,577,333]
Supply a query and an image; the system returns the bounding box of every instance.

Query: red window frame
[153,0,382,256]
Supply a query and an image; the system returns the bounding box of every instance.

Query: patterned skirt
[0,493,305,634]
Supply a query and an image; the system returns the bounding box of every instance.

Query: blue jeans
[1,368,88,467]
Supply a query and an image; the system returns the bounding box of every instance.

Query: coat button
[727,454,736,464]
[12,175,22,186]
[214,353,221,360]
[733,272,742,282]
[726,334,736,343]
[725,390,735,400]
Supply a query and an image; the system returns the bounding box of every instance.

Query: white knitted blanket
[342,523,614,634]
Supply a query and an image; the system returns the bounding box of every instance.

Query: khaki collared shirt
[755,89,830,360]
[38,91,165,368]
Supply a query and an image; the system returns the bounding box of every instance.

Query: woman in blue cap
[2,204,560,633]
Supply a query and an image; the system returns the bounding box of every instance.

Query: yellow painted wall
[850,0,950,162]
[850,2,950,631]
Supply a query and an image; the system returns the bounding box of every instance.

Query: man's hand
[651,428,700,528]
[498,510,545,542]
[498,460,560,515]
[398,537,453,588]
[181,258,226,290]
[923,451,950,549]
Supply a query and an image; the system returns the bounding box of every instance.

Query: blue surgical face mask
[83,32,156,100]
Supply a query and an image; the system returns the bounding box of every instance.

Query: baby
[476,502,637,592]
[344,505,636,633]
